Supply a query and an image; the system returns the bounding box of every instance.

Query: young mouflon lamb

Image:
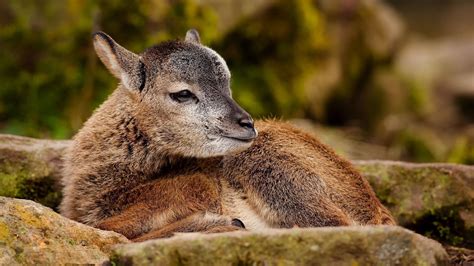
[60,29,395,241]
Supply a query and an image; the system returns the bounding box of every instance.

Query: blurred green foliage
[0,0,218,138]
[0,0,472,164]
[0,0,330,139]
[215,0,328,118]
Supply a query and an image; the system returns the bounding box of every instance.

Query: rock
[1,134,473,247]
[0,134,70,209]
[111,226,448,265]
[355,160,474,247]
[0,196,129,265]
[444,245,474,265]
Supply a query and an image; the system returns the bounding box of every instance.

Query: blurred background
[0,0,473,164]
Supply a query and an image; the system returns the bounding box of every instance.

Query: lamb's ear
[185,29,201,44]
[93,31,146,91]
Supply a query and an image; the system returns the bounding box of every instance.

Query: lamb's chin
[183,137,253,158]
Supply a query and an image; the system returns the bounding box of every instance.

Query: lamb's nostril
[224,112,257,141]
[238,117,254,129]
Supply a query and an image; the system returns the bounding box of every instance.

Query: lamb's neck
[86,88,173,176]
[113,110,174,175]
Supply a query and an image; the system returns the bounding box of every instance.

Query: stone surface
[444,245,474,265]
[2,134,473,263]
[0,134,70,209]
[355,160,474,247]
[1,134,473,247]
[0,196,129,265]
[111,226,448,266]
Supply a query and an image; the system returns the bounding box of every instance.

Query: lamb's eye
[170,90,197,103]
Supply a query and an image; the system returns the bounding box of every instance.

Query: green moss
[0,152,62,209]
[0,174,61,209]
[18,176,61,209]
[358,163,473,249]
[0,173,21,197]
[405,205,473,248]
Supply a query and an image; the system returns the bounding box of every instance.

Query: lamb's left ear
[185,29,201,44]
[93,31,146,92]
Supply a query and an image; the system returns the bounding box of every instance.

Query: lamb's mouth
[206,133,256,143]
[207,127,258,143]
[221,135,255,143]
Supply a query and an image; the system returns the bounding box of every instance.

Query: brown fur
[60,30,395,242]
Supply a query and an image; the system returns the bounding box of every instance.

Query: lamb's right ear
[93,32,146,91]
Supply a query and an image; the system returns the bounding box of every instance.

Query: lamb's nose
[235,110,254,130]
[238,116,254,130]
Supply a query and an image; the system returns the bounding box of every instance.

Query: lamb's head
[92,29,257,157]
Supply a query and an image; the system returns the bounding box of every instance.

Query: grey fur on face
[60,29,395,237]
[92,29,256,158]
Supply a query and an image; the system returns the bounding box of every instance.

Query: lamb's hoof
[231,218,245,229]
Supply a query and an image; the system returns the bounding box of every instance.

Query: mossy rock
[1,134,473,249]
[355,160,474,248]
[0,196,129,265]
[111,226,448,265]
[0,134,70,209]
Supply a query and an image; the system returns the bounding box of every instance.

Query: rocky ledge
[0,133,473,264]
[112,226,447,265]
[0,134,69,208]
[355,160,474,248]
[0,196,129,265]
[0,196,448,265]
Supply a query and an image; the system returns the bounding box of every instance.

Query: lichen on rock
[111,226,448,265]
[0,196,129,265]
[1,134,473,249]
[355,160,474,248]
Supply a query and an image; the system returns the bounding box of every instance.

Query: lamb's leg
[97,172,229,239]
[132,212,244,242]
[96,202,157,239]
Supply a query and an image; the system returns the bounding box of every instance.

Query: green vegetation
[0,0,472,164]
[0,0,218,139]
[406,206,473,248]
[215,0,328,118]
[357,161,474,248]
[0,155,60,209]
